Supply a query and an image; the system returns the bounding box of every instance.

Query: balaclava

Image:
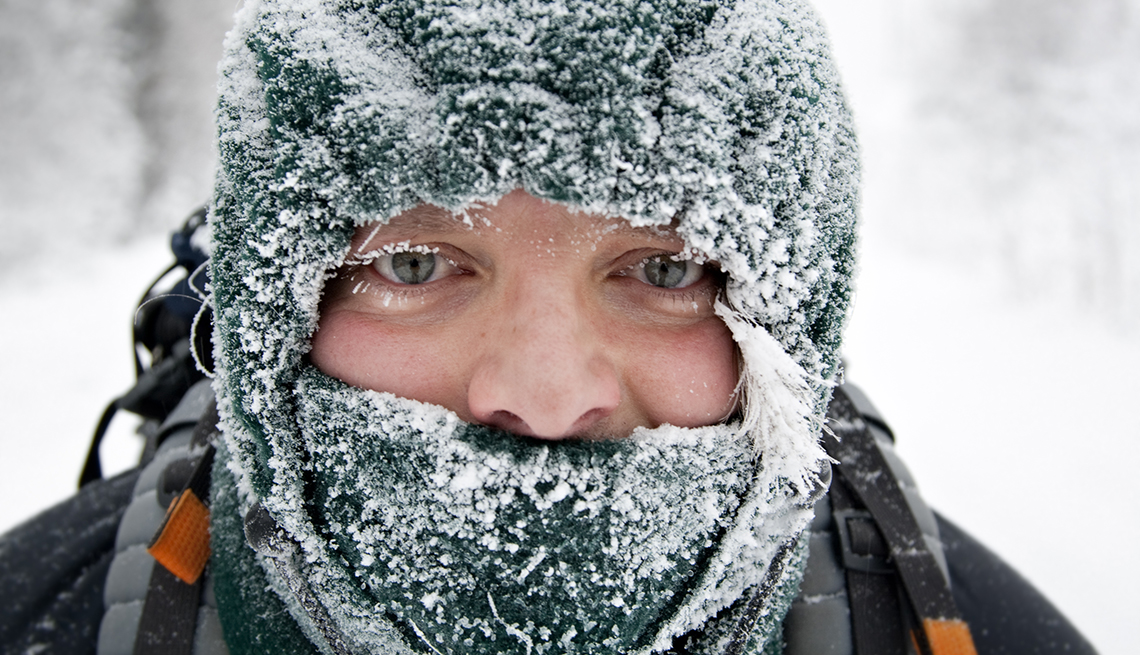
[206,1,859,654]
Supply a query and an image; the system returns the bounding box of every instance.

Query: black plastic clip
[833,507,894,574]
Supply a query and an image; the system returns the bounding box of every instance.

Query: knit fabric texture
[207,0,859,652]
[211,375,817,654]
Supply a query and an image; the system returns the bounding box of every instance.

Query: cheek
[617,319,739,428]
[309,308,466,410]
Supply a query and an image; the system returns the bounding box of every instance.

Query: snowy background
[1,0,1136,653]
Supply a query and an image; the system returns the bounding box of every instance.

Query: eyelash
[343,268,435,303]
[641,283,718,315]
[355,244,465,283]
[344,245,719,309]
[620,253,709,287]
[348,244,437,266]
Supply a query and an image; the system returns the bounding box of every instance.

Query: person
[0,0,1098,654]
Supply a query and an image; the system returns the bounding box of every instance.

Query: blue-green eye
[392,251,435,284]
[372,250,445,285]
[632,255,704,289]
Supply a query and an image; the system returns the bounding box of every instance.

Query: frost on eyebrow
[346,201,697,269]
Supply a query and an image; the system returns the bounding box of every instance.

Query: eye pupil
[391,251,436,284]
[643,256,689,288]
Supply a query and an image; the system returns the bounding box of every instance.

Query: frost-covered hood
[208,0,858,652]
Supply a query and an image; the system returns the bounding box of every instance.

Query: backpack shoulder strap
[98,379,228,655]
[823,386,977,655]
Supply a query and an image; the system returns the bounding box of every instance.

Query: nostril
[483,410,530,434]
[466,353,622,440]
[481,407,615,440]
[572,407,612,431]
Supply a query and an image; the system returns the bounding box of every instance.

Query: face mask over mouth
[246,366,821,655]
[207,0,859,652]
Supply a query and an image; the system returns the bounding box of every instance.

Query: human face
[310,189,738,440]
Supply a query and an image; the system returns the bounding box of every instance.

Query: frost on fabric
[280,368,817,654]
[210,0,855,492]
[210,0,857,419]
[716,299,829,491]
[206,0,855,651]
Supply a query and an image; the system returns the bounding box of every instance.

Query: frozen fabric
[277,368,814,653]
[207,0,859,652]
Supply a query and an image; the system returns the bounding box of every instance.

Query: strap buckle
[833,507,894,574]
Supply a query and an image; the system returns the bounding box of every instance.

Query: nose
[466,288,621,440]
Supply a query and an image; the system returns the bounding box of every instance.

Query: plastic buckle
[833,508,894,574]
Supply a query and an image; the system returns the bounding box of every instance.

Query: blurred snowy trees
[0,0,233,270]
[2,0,1138,329]
[879,0,1140,329]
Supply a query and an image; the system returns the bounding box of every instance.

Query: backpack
[79,207,214,488]
[84,211,1083,655]
[0,211,1097,655]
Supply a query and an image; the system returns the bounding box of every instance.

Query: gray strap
[243,503,353,655]
[134,401,219,655]
[100,381,226,655]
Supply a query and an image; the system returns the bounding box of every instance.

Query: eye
[628,255,705,289]
[371,250,455,285]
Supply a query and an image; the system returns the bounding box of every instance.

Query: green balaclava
[206,0,859,654]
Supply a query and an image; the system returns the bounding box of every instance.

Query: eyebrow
[351,207,469,252]
[385,207,467,233]
[351,205,685,253]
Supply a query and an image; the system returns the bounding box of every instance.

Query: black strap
[133,399,219,655]
[721,538,800,655]
[133,567,202,655]
[191,399,222,449]
[824,387,968,655]
[79,341,205,488]
[830,472,909,655]
[79,401,119,487]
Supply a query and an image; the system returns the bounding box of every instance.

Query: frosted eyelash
[344,242,439,267]
[635,249,710,267]
[673,248,710,265]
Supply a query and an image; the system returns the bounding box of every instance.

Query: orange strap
[148,490,212,584]
[923,618,978,655]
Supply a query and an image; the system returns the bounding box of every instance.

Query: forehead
[350,195,687,253]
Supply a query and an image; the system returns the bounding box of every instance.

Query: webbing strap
[79,400,119,487]
[825,388,978,655]
[135,398,219,655]
[134,566,202,655]
[830,477,908,655]
[721,539,800,655]
[191,399,222,448]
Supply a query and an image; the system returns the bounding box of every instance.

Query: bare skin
[310,189,738,440]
